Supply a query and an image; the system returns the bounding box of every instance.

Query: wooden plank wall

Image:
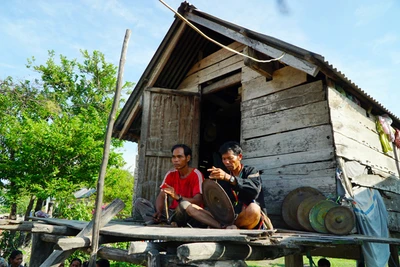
[136,89,200,205]
[241,66,336,219]
[328,86,400,232]
[178,42,245,92]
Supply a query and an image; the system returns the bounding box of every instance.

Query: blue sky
[1,0,399,172]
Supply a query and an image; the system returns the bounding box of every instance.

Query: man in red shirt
[134,144,204,226]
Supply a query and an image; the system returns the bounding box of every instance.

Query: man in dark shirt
[185,141,272,229]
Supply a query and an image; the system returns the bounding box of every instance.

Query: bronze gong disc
[202,179,235,226]
[282,187,324,230]
[297,194,326,232]
[325,206,355,235]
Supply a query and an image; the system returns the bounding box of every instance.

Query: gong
[325,206,355,235]
[309,200,338,233]
[202,179,235,226]
[282,187,324,230]
[297,194,326,232]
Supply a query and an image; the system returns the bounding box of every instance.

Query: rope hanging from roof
[159,0,285,63]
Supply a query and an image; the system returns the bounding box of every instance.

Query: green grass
[247,256,356,267]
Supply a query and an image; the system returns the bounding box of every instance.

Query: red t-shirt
[160,168,204,209]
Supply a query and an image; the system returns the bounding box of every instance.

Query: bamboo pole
[88,29,131,267]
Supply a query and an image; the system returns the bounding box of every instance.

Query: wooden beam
[32,223,79,235]
[186,12,319,77]
[244,46,277,80]
[177,242,299,262]
[30,233,55,267]
[202,72,241,95]
[389,244,399,267]
[129,241,167,254]
[39,199,125,267]
[284,254,303,267]
[0,221,33,231]
[118,101,141,139]
[97,247,147,265]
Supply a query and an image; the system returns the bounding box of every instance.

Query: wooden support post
[389,244,399,267]
[177,242,299,262]
[285,254,303,267]
[39,198,124,267]
[89,28,131,267]
[147,249,160,267]
[129,241,167,254]
[29,233,55,267]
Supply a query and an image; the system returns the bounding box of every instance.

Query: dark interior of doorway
[198,84,241,178]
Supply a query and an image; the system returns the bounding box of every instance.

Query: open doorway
[198,82,241,178]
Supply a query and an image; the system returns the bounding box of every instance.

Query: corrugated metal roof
[113,1,399,142]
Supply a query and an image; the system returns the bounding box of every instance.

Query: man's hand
[162,183,179,200]
[153,210,163,222]
[207,166,228,181]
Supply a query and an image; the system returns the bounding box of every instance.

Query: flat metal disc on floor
[202,179,235,226]
[325,206,355,235]
[297,195,326,232]
[309,200,339,233]
[282,187,324,230]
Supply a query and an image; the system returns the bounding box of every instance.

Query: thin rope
[159,0,285,63]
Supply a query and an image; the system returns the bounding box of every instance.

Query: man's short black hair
[171,144,192,157]
[219,141,242,156]
[96,259,110,267]
[317,258,330,267]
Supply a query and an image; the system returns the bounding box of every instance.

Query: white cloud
[372,32,398,49]
[354,1,394,26]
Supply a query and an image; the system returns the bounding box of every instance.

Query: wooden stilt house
[113,2,400,233]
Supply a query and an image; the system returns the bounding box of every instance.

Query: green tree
[104,168,134,218]
[0,50,134,219]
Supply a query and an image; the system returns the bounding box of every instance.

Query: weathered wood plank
[97,247,148,265]
[243,46,277,80]
[334,132,399,176]
[186,42,245,76]
[186,12,320,76]
[243,148,334,172]
[39,199,125,267]
[284,254,303,267]
[179,54,243,89]
[0,221,33,231]
[202,72,241,95]
[99,224,265,243]
[128,241,167,254]
[328,86,399,164]
[262,176,335,215]
[242,125,333,158]
[242,66,308,101]
[242,101,330,140]
[382,191,400,212]
[388,211,400,232]
[177,242,297,262]
[242,80,325,117]
[30,234,55,267]
[32,223,79,235]
[241,65,264,84]
[350,174,400,195]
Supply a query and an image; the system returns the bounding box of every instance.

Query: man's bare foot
[225,225,237,229]
[170,222,178,227]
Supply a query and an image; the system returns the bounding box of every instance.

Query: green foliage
[104,168,134,217]
[0,50,134,219]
